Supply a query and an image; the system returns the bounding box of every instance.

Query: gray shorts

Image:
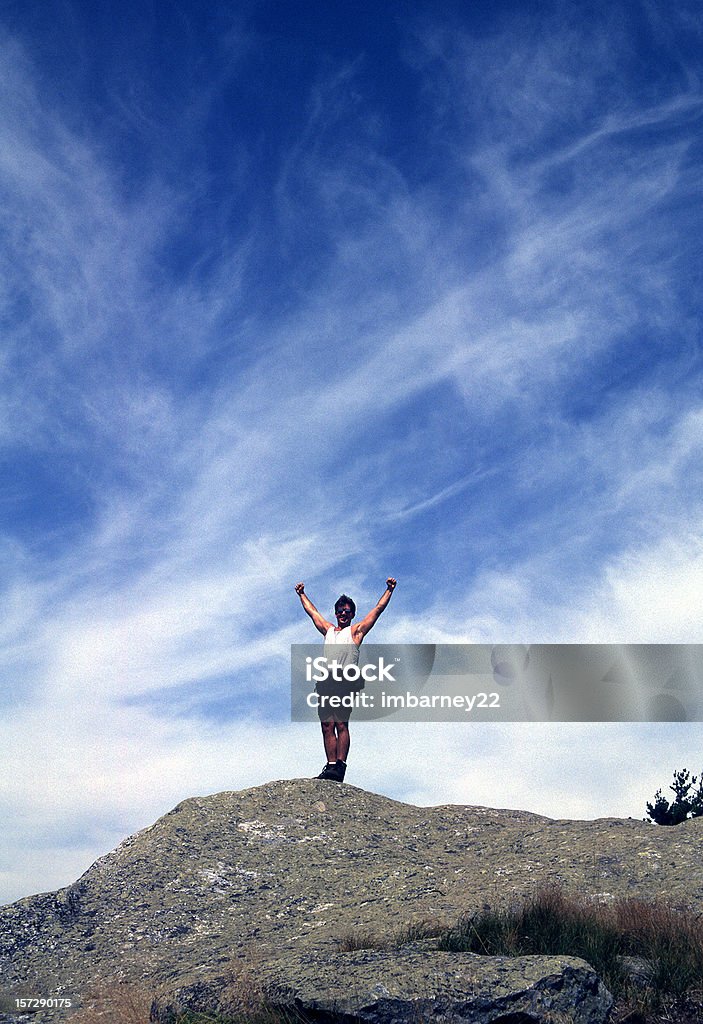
[315,681,357,722]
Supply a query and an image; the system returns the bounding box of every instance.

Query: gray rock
[152,946,613,1024]
[1,779,701,1020]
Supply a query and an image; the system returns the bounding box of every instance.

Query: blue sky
[1,0,703,905]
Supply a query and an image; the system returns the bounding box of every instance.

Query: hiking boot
[335,760,347,782]
[316,763,337,780]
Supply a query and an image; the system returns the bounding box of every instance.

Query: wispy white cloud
[1,3,702,907]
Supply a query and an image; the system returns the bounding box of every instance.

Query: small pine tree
[646,768,703,825]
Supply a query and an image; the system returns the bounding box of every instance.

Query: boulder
[152,946,613,1024]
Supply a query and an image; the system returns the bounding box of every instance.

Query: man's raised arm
[354,578,397,641]
[295,582,333,636]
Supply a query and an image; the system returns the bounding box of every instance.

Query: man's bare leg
[321,721,338,761]
[318,721,349,781]
[335,722,350,762]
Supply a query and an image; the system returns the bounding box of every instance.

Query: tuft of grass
[436,887,703,1016]
[612,898,703,1001]
[337,917,445,953]
[69,972,307,1024]
[437,887,628,993]
[337,927,389,952]
[338,888,703,1021]
[393,917,447,945]
[69,981,155,1023]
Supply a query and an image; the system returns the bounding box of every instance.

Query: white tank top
[324,625,360,667]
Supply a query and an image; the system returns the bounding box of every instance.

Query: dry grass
[337,916,447,952]
[144,960,305,1024]
[68,981,155,1024]
[338,887,703,1023]
[438,887,703,1021]
[65,964,278,1024]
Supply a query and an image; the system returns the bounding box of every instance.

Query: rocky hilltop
[1,779,702,1021]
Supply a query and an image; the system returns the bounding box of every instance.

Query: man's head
[334,594,356,625]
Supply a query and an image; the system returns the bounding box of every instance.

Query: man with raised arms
[294,578,397,782]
